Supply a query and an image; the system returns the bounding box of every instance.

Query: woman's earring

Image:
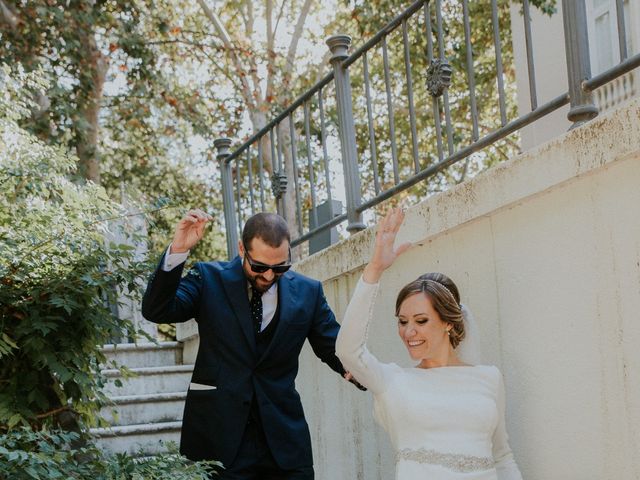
[446,329,451,336]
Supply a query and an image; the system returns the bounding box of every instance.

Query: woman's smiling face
[397,292,451,361]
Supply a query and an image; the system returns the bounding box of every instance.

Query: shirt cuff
[352,275,380,300]
[358,275,380,289]
[162,244,189,271]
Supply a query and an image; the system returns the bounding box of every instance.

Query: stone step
[91,421,182,456]
[100,391,186,426]
[102,365,193,397]
[101,342,183,369]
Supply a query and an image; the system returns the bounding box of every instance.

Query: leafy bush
[0,64,149,430]
[0,427,221,479]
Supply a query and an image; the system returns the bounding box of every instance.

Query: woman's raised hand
[170,209,213,253]
[363,207,412,283]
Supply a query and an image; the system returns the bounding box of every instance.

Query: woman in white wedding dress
[336,208,523,480]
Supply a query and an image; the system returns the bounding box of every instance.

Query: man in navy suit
[142,209,357,479]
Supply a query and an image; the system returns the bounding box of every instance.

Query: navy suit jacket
[141,254,345,469]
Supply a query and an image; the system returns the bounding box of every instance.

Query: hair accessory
[421,279,458,305]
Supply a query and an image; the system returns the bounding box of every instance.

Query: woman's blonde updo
[395,273,465,348]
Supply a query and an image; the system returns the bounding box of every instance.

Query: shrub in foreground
[0,427,221,479]
[1,65,149,431]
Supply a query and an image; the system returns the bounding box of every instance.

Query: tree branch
[243,0,262,105]
[456,157,471,184]
[177,29,221,38]
[191,44,245,93]
[196,0,256,111]
[245,0,254,38]
[272,0,287,45]
[313,51,332,84]
[35,406,75,420]
[0,0,18,30]
[9,203,178,274]
[265,0,291,105]
[284,0,314,91]
[88,203,176,226]
[478,122,521,152]
[145,39,212,49]
[266,0,275,100]
[103,88,233,106]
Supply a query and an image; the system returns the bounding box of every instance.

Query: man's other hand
[343,371,367,391]
[171,209,213,253]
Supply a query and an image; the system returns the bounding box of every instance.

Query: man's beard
[247,274,278,293]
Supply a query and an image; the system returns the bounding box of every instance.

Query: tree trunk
[75,29,108,184]
[197,0,313,249]
[249,108,273,175]
[277,118,303,259]
[245,107,302,260]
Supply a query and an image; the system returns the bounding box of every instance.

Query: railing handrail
[217,0,640,260]
[584,52,640,92]
[355,93,570,213]
[224,71,335,165]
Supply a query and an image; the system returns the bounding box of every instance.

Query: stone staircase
[91,342,192,455]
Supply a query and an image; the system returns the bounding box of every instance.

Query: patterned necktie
[250,286,263,334]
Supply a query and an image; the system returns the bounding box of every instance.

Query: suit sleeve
[305,281,346,376]
[492,370,524,480]
[141,251,203,324]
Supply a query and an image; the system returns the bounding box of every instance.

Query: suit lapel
[257,271,296,365]
[220,257,256,353]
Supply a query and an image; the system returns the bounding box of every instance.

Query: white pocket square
[189,382,217,391]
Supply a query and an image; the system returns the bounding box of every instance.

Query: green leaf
[1,333,18,350]
[7,414,23,429]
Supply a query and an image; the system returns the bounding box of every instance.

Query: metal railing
[214,0,640,260]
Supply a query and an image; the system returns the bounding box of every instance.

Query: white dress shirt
[162,245,278,331]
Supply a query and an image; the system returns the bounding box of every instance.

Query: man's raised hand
[170,209,213,254]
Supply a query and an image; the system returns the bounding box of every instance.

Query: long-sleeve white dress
[336,278,523,480]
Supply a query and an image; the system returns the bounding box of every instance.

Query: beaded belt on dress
[395,448,494,473]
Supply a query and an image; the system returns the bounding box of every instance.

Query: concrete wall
[294,99,640,480]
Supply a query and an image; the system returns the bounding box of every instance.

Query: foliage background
[0,65,148,431]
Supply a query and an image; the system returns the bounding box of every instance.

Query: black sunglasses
[243,244,292,274]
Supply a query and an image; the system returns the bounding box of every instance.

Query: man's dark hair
[242,213,290,250]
